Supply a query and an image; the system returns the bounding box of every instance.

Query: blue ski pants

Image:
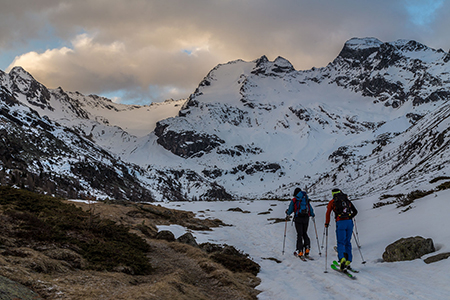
[336,219,353,262]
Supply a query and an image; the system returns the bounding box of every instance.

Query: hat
[331,188,341,196]
[293,187,302,196]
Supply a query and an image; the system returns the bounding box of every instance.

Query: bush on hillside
[374,190,433,209]
[436,181,450,191]
[0,186,152,275]
[200,243,260,276]
[429,176,450,184]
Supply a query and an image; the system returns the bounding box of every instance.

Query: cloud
[3,0,450,104]
[9,33,218,102]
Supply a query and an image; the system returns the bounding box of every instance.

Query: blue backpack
[294,191,310,217]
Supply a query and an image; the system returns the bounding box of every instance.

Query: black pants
[294,216,310,252]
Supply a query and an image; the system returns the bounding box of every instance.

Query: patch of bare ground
[0,192,260,299]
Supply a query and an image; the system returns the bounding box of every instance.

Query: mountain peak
[273,56,294,69]
[251,55,294,76]
[344,37,383,50]
[338,37,438,61]
[337,37,383,60]
[254,55,269,66]
[389,39,432,53]
[8,66,35,81]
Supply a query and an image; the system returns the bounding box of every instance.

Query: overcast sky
[1,0,449,105]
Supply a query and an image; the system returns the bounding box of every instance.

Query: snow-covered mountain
[154,37,450,199]
[0,68,230,201]
[2,37,450,201]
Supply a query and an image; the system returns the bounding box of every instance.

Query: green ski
[331,261,356,279]
[332,260,359,273]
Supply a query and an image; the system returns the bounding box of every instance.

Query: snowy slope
[160,187,450,299]
[0,68,230,202]
[153,38,450,199]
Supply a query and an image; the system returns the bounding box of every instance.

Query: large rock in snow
[382,236,435,262]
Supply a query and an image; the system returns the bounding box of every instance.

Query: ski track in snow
[159,192,450,300]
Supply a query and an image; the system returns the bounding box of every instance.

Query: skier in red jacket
[325,188,358,270]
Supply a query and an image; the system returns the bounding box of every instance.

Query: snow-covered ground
[159,189,450,300]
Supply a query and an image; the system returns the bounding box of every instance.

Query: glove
[325,223,329,228]
[311,213,315,218]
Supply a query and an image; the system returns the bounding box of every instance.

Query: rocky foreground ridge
[0,186,260,299]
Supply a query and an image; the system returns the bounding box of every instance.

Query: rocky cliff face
[326,38,450,108]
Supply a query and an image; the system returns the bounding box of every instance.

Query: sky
[1,0,449,105]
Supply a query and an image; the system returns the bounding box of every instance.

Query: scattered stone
[424,252,450,264]
[262,257,282,263]
[43,248,86,269]
[200,243,260,275]
[257,211,270,215]
[382,236,435,262]
[267,217,289,224]
[0,275,43,300]
[227,207,251,213]
[155,230,175,242]
[176,232,199,248]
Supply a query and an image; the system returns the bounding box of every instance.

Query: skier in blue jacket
[286,187,315,258]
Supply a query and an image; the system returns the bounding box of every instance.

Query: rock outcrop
[382,236,435,262]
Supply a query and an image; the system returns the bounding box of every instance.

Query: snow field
[159,190,450,299]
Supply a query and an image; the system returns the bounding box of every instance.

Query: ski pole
[354,218,361,248]
[321,225,326,250]
[353,231,366,264]
[324,226,328,273]
[312,217,322,256]
[282,217,288,255]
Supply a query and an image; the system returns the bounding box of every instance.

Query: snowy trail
[160,193,450,300]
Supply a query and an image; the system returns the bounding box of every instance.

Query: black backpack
[333,193,352,219]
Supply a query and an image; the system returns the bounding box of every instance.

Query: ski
[332,260,359,273]
[299,256,307,261]
[330,263,356,279]
[294,252,307,261]
[305,255,314,260]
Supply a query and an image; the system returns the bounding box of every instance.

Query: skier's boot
[339,257,347,271]
[305,248,310,258]
[345,260,351,270]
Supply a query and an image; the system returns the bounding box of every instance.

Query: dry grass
[0,197,260,299]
